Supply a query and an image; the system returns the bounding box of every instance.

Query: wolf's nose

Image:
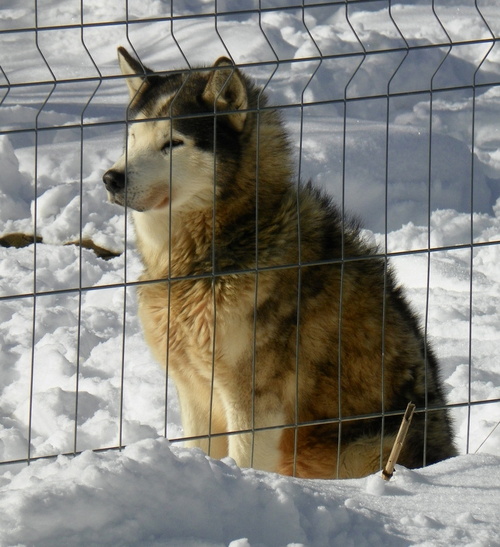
[103,169,125,193]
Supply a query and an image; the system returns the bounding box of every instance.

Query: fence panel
[0,0,499,473]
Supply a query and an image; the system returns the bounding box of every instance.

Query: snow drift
[0,0,499,545]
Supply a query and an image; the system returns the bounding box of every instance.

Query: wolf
[103,47,457,478]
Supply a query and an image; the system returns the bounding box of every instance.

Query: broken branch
[382,402,416,481]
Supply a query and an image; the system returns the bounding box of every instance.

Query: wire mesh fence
[0,1,499,474]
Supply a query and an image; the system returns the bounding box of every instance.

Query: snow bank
[1,0,499,545]
[1,438,499,547]
[0,136,33,231]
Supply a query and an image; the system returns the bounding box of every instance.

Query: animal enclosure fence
[0,0,499,474]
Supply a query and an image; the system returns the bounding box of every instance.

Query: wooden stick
[382,402,416,481]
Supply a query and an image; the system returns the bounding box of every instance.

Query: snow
[0,1,499,546]
[1,439,499,547]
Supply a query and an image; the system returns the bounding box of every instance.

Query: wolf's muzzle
[103,169,125,194]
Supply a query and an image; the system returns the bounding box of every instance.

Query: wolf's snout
[103,169,125,193]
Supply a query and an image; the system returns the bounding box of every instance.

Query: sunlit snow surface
[0,1,499,545]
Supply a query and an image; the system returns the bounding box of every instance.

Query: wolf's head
[103,47,251,213]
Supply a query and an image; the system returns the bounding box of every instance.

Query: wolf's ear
[202,57,248,132]
[117,46,152,99]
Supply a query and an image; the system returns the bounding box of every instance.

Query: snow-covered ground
[0,1,499,545]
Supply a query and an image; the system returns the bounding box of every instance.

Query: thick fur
[103,48,457,478]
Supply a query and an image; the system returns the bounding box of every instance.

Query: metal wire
[0,1,499,472]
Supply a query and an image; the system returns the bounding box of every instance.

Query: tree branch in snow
[382,402,416,481]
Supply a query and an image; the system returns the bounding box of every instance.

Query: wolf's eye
[161,139,184,153]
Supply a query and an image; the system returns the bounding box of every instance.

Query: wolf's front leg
[225,395,286,473]
[174,370,229,459]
